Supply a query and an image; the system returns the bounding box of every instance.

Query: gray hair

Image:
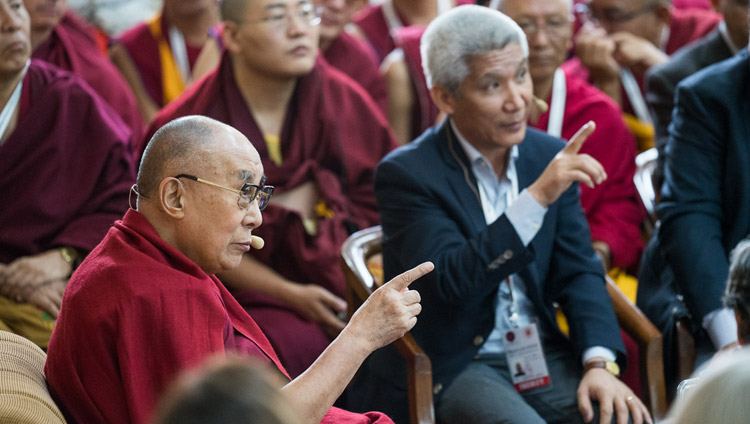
[724,239,750,343]
[667,348,750,424]
[421,5,528,95]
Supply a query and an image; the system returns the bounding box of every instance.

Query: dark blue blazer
[350,122,625,421]
[639,49,750,335]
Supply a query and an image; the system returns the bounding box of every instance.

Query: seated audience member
[498,0,644,273]
[110,0,220,122]
[647,0,748,190]
[315,0,387,114]
[566,0,720,150]
[154,356,301,424]
[665,349,750,424]
[350,6,651,424]
[724,239,750,345]
[0,0,135,349]
[44,115,432,424]
[353,0,471,63]
[144,0,398,378]
[637,39,750,398]
[26,0,144,137]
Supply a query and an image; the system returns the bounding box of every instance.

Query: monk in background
[45,115,431,424]
[565,0,720,150]
[144,0,398,378]
[27,0,143,138]
[0,0,135,349]
[315,0,387,115]
[110,0,221,123]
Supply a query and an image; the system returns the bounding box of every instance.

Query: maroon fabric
[673,0,712,10]
[530,69,644,271]
[116,12,213,108]
[393,25,438,141]
[145,51,397,377]
[45,209,392,424]
[563,7,721,115]
[0,60,134,263]
[324,31,388,115]
[32,12,143,138]
[354,0,472,63]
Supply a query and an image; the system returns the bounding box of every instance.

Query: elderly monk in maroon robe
[142,0,398,378]
[110,0,220,123]
[26,0,144,137]
[315,0,387,115]
[564,0,720,150]
[45,115,431,424]
[353,0,472,63]
[0,0,135,348]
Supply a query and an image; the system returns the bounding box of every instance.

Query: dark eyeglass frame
[575,0,661,25]
[174,174,274,211]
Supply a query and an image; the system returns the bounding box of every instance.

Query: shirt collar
[718,21,741,55]
[450,118,519,178]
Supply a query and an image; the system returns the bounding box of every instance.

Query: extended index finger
[564,121,596,155]
[385,262,434,291]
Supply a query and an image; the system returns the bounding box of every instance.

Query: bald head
[137,116,245,202]
[220,0,250,23]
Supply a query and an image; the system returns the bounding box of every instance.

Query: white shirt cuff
[582,346,617,366]
[506,189,547,246]
[702,307,739,350]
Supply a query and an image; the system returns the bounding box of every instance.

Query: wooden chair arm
[394,333,435,424]
[606,277,667,420]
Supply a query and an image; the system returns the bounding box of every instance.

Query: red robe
[116,12,209,107]
[0,60,134,264]
[530,69,644,271]
[45,210,392,424]
[353,0,473,63]
[144,52,398,377]
[564,7,721,115]
[324,31,388,115]
[32,12,144,138]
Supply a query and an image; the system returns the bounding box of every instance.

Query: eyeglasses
[244,2,321,31]
[174,174,274,211]
[515,15,572,39]
[575,0,661,25]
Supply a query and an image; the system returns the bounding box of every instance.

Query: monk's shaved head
[220,0,251,23]
[137,116,230,200]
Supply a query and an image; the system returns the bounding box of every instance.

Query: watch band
[584,359,620,377]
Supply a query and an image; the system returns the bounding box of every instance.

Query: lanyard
[506,276,521,328]
[546,68,567,138]
[382,0,451,36]
[620,68,652,124]
[168,25,191,84]
[0,60,29,144]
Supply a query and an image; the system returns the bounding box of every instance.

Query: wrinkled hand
[528,122,606,207]
[0,249,71,302]
[611,32,668,73]
[346,262,434,352]
[578,368,652,424]
[289,284,348,338]
[26,279,66,318]
[575,23,620,84]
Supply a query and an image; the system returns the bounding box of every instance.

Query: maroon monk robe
[32,12,144,138]
[144,52,398,377]
[324,31,388,115]
[353,0,473,63]
[0,59,134,264]
[563,7,721,116]
[45,210,392,424]
[116,12,208,108]
[530,69,644,272]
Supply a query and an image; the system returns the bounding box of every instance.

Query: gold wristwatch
[584,359,620,377]
[60,246,79,268]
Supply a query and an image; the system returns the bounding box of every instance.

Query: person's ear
[654,3,672,26]
[222,20,242,54]
[158,178,187,218]
[430,85,458,116]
